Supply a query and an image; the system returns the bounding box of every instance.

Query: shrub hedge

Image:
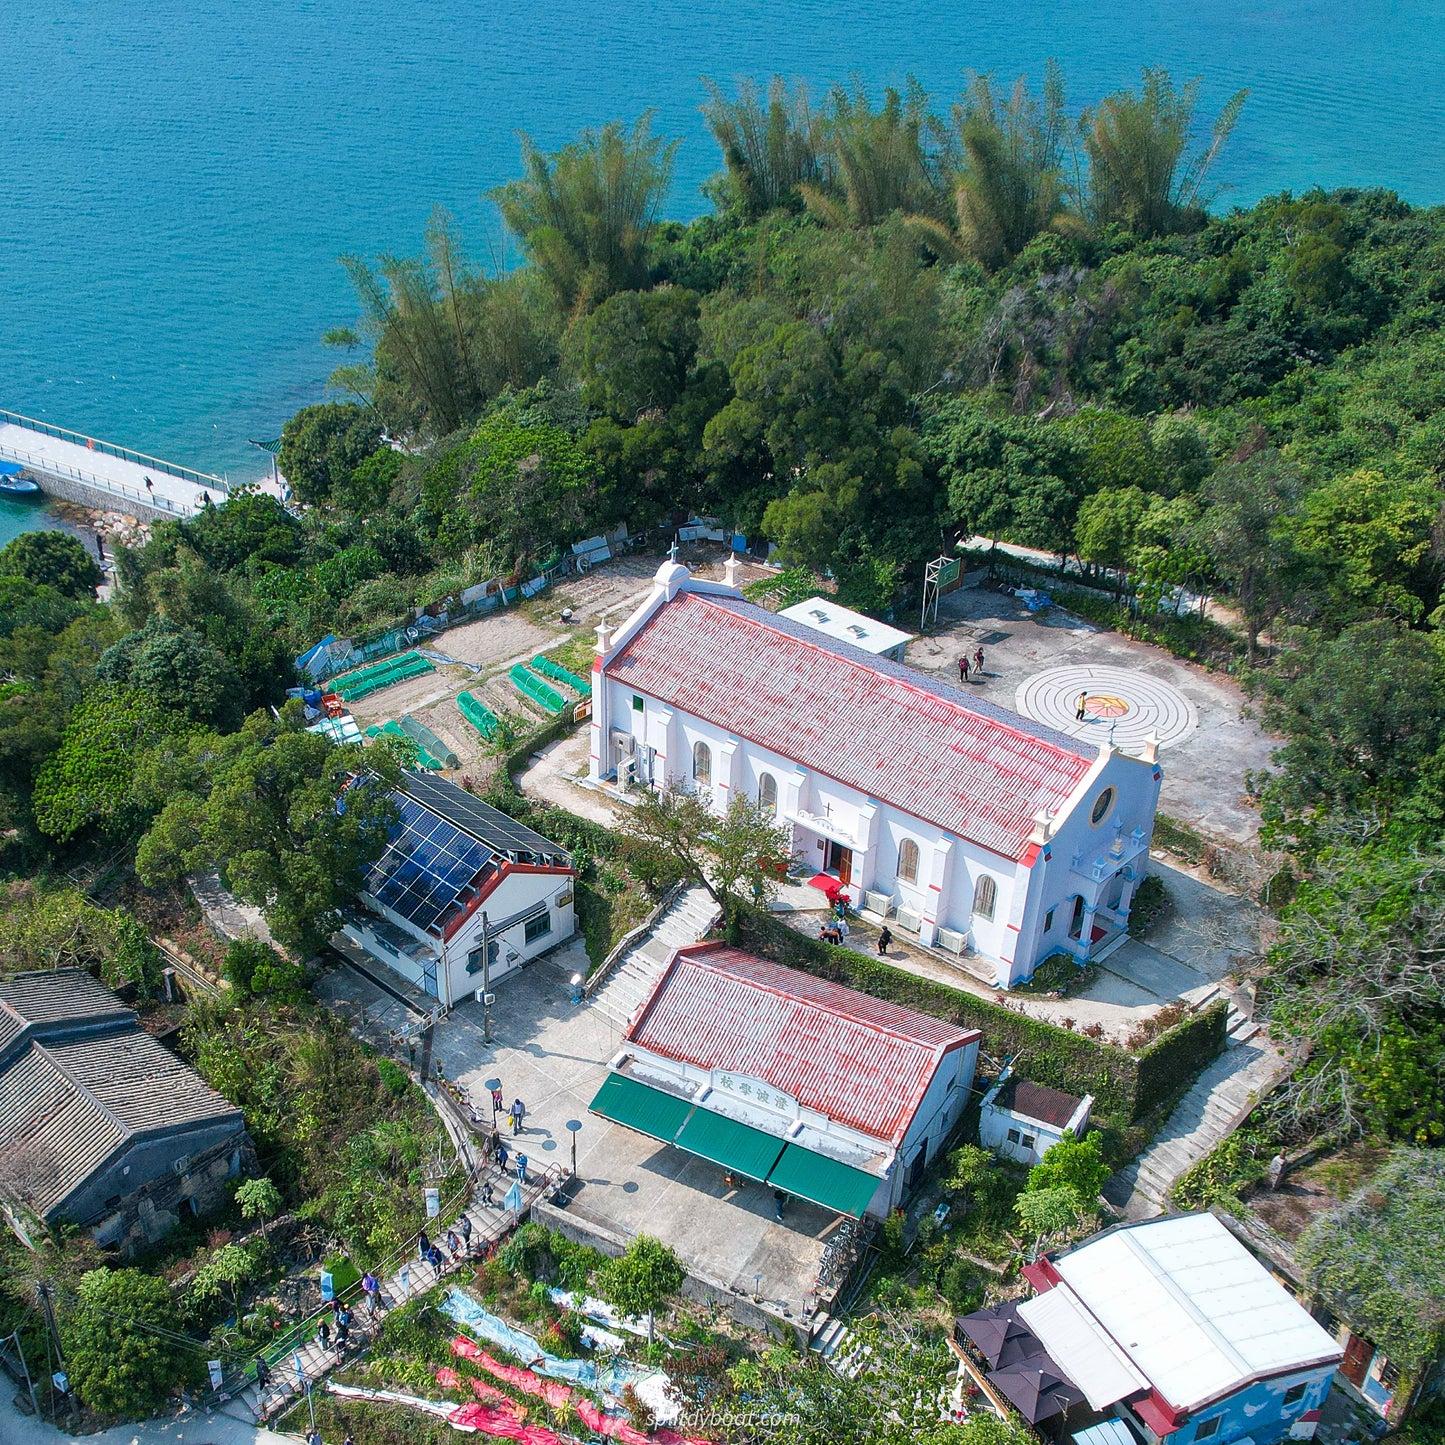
[734,908,1227,1121]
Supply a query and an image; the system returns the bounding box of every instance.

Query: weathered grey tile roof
[0,968,131,1058]
[0,971,244,1219]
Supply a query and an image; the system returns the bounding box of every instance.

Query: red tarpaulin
[448,1334,712,1445]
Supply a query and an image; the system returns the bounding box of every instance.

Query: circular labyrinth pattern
[1015,665,1197,752]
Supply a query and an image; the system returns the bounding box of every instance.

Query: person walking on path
[459,1214,473,1254]
[306,1429,322,1445]
[1075,691,1088,721]
[361,1271,380,1316]
[516,1152,529,1184]
[317,1317,331,1351]
[959,655,970,682]
[481,1180,495,1208]
[509,1098,526,1135]
[973,647,985,677]
[417,1231,431,1264]
[877,925,893,956]
[446,1227,461,1260]
[496,1141,510,1173]
[254,1356,272,1392]
[426,1243,444,1279]
[335,1307,351,1352]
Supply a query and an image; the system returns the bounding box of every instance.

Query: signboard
[425,1187,440,1219]
[208,1359,224,1390]
[711,1069,799,1119]
[320,1270,334,1302]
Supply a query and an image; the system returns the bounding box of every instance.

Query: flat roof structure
[1022,1213,1342,1420]
[778,595,913,657]
[608,590,1096,860]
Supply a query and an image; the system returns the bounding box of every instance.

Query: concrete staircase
[591,885,720,1032]
[1104,1026,1287,1221]
[810,1315,870,1378]
[237,1159,543,1424]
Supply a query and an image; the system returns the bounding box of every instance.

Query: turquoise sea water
[2,0,1444,487]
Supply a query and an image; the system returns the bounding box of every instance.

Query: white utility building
[779,595,913,662]
[589,558,1162,987]
[1021,1213,1342,1444]
[341,772,576,1007]
[979,1065,1093,1166]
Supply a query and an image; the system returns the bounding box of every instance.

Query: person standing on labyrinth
[1075,691,1089,721]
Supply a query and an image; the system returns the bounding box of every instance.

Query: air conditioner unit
[610,729,635,755]
[618,757,638,788]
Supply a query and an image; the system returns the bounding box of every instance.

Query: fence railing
[0,440,197,516]
[0,407,229,491]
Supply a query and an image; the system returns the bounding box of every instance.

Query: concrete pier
[0,409,228,521]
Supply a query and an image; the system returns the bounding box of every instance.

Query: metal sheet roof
[626,943,976,1147]
[778,596,913,655]
[768,1143,880,1217]
[608,592,1095,859]
[674,1105,785,1182]
[1018,1284,1148,1409]
[1050,1213,1343,1413]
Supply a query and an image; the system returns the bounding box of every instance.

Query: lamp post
[565,1118,582,1182]
[480,911,492,1044]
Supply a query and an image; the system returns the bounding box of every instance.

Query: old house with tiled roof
[591,941,980,1217]
[589,558,1162,986]
[0,970,249,1253]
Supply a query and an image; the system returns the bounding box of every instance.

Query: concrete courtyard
[316,940,833,1325]
[909,579,1276,848]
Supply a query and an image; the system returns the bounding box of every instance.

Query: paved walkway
[244,1156,557,1425]
[0,418,223,517]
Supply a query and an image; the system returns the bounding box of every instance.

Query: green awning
[589,1074,692,1143]
[674,1108,785,1182]
[767,1144,882,1218]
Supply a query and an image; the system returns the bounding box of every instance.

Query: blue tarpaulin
[440,1290,597,1386]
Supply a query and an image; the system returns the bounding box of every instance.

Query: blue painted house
[1019,1213,1342,1445]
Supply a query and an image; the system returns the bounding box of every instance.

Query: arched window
[972,874,997,921]
[758,772,777,816]
[897,838,920,885]
[692,740,711,786]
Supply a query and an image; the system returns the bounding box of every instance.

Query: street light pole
[565,1119,582,1183]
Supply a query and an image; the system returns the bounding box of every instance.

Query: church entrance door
[825,841,853,885]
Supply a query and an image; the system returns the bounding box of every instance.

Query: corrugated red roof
[625,943,979,1147]
[608,592,1095,859]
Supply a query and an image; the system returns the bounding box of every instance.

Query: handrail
[0,407,229,491]
[583,878,689,995]
[0,440,196,515]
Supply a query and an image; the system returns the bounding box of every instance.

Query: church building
[589,557,1162,988]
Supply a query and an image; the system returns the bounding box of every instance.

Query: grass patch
[542,635,596,677]
[1012,951,1098,997]
[1151,812,1210,864]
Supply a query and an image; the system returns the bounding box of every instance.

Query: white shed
[779,596,913,661]
[979,1065,1092,1166]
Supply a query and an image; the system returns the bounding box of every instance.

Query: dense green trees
[60,1267,197,1417]
[0,530,101,599]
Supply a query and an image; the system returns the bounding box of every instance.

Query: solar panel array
[400,772,568,863]
[366,794,493,934]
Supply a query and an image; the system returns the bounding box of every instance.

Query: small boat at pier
[0,461,41,496]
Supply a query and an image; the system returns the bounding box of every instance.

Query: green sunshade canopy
[589,1074,692,1143]
[674,1107,786,1182]
[767,1143,882,1218]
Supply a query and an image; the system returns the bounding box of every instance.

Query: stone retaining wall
[31,470,175,523]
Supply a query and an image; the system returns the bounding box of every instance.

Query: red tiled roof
[608,592,1095,859]
[996,1076,1084,1129]
[625,943,979,1147]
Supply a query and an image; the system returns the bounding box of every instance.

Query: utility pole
[480,911,492,1044]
